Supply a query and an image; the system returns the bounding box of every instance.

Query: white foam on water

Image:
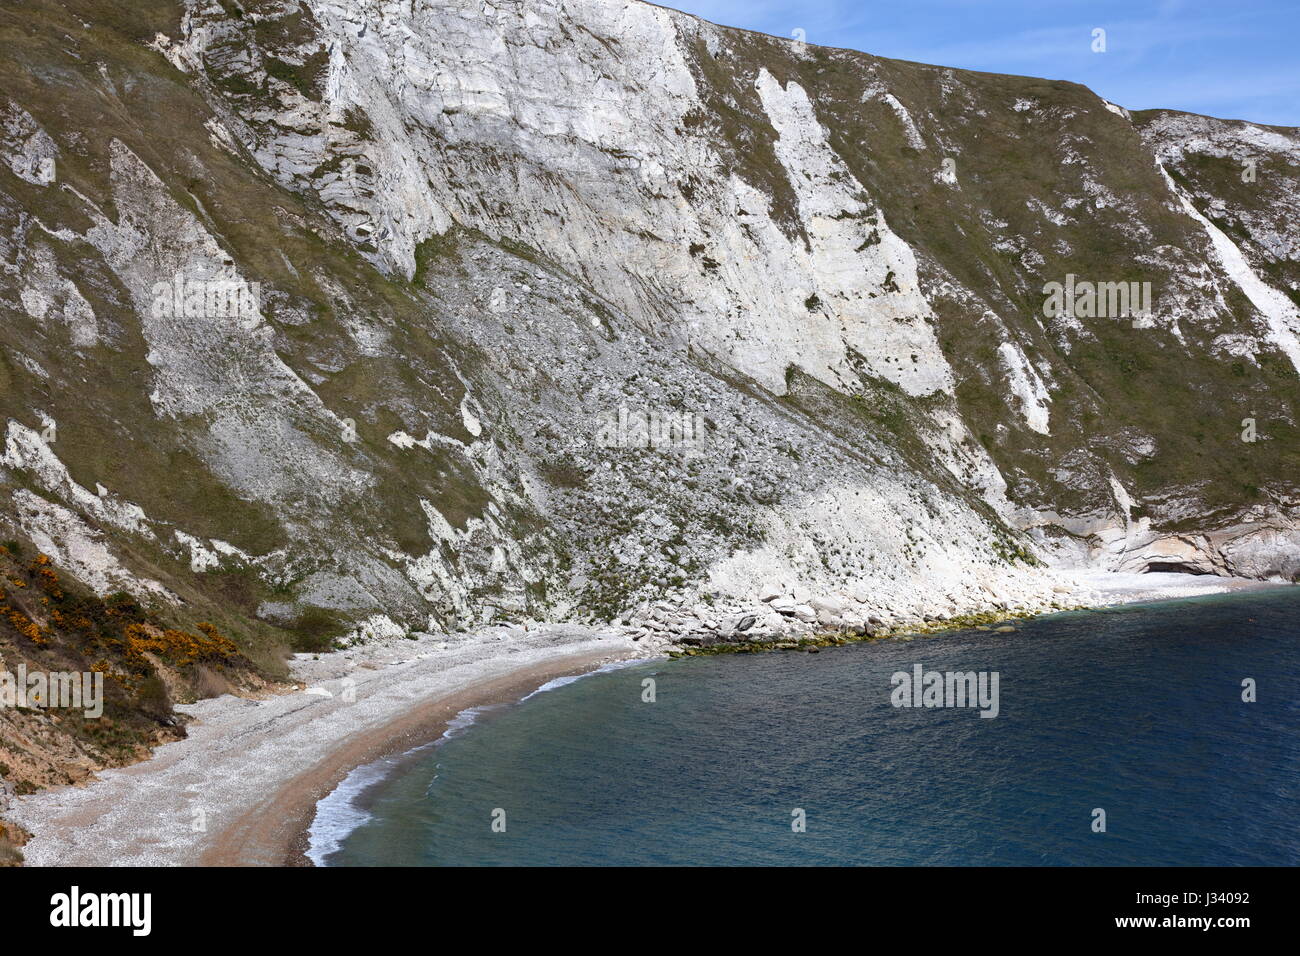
[305,661,641,865]
[518,659,644,701]
[308,660,646,864]
[305,704,496,866]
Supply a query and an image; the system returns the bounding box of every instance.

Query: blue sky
[667,0,1299,126]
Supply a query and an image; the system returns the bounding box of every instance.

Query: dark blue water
[323,589,1300,866]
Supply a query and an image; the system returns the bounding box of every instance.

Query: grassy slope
[676,30,1299,524]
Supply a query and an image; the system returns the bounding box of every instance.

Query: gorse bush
[0,551,254,687]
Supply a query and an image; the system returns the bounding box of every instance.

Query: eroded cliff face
[1,0,1297,659]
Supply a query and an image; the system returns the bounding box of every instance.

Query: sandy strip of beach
[9,624,642,866]
[9,572,1290,867]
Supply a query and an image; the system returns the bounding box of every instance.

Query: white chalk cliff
[1,0,1297,647]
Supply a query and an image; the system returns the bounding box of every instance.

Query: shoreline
[298,657,642,866]
[8,573,1293,867]
[228,574,1297,868]
[207,654,638,867]
[7,625,644,866]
